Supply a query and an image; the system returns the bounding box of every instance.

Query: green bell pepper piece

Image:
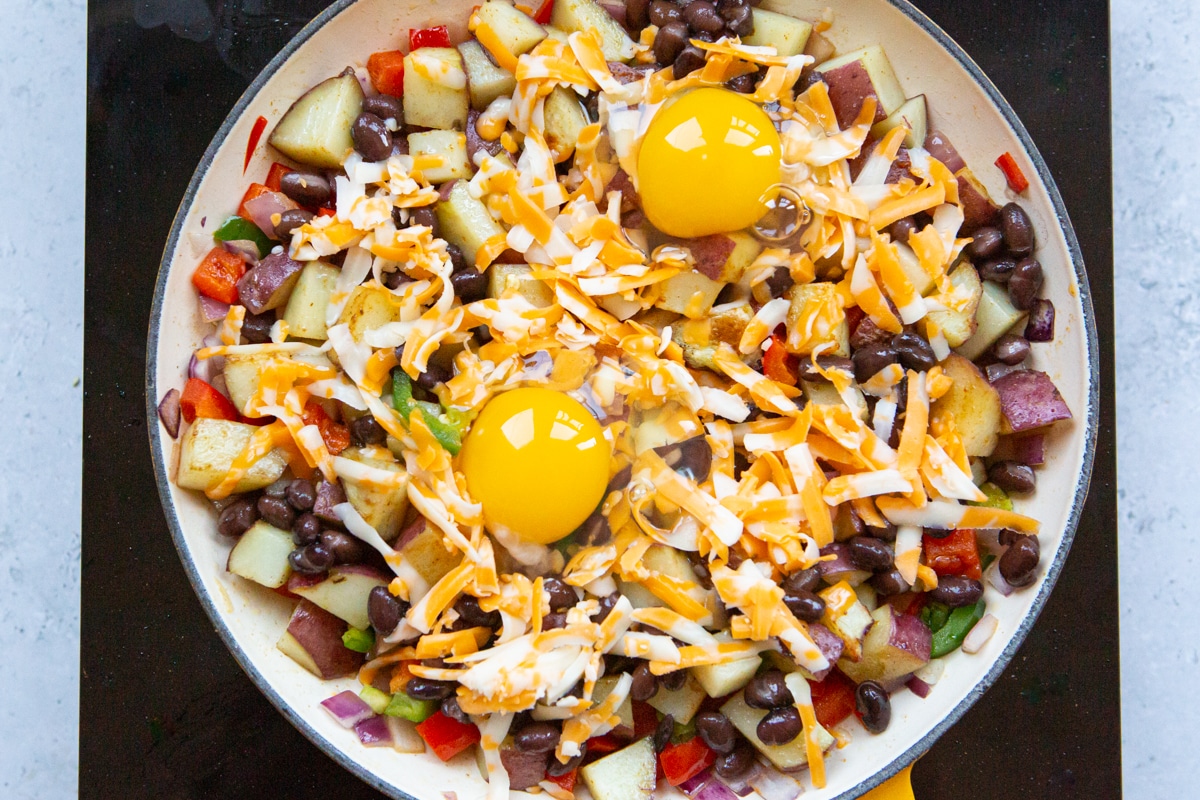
[213,215,274,258]
[930,600,986,658]
[341,626,375,653]
[920,601,952,634]
[971,482,1014,511]
[384,691,438,723]
[359,685,391,715]
[670,717,697,744]
[391,369,468,454]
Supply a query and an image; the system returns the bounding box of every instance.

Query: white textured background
[0,1,1191,798]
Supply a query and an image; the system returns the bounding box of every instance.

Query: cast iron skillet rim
[144,1,1101,797]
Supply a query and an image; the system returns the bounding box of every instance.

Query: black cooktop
[83,1,1119,797]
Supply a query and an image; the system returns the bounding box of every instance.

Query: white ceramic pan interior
[146,1,1099,797]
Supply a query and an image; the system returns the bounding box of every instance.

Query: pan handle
[858,764,915,800]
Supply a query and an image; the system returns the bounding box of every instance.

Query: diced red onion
[1024,299,1055,342]
[914,657,945,686]
[188,352,212,383]
[724,762,762,797]
[985,362,1022,383]
[321,691,375,728]
[923,131,966,173]
[694,778,740,800]
[221,238,260,265]
[209,372,230,399]
[963,613,999,654]
[354,714,393,746]
[157,389,181,438]
[975,528,1004,555]
[905,675,932,698]
[679,769,713,796]
[199,295,231,323]
[438,179,458,202]
[386,716,425,753]
[988,563,1015,596]
[243,191,296,238]
[748,762,803,800]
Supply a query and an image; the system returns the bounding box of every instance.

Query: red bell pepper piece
[995,151,1029,194]
[544,768,577,792]
[585,733,624,754]
[409,25,452,50]
[237,183,272,222]
[192,246,246,305]
[845,305,866,338]
[317,207,336,217]
[762,333,799,385]
[632,700,659,739]
[923,529,982,580]
[265,162,292,193]
[533,0,555,23]
[892,590,928,618]
[244,115,267,173]
[367,50,406,97]
[303,403,351,456]
[659,736,716,787]
[415,711,481,761]
[809,669,857,728]
[179,378,239,424]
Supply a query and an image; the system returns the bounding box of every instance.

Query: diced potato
[473,0,547,56]
[895,241,934,296]
[720,691,834,770]
[487,262,554,307]
[269,72,363,168]
[614,577,661,609]
[647,672,705,724]
[544,86,588,163]
[176,418,288,492]
[785,282,849,356]
[926,262,982,347]
[224,352,333,416]
[743,8,813,57]
[336,283,400,340]
[403,48,469,131]
[227,521,294,588]
[818,581,874,661]
[632,308,681,332]
[672,303,755,370]
[580,738,657,800]
[956,280,1027,360]
[838,604,931,684]
[803,29,836,66]
[598,292,643,321]
[338,447,410,543]
[459,40,517,111]
[436,179,508,267]
[930,353,1003,457]
[551,0,634,62]
[870,95,928,150]
[956,166,1001,232]
[399,519,463,585]
[719,232,763,283]
[692,656,761,699]
[408,130,472,183]
[816,45,906,126]
[802,379,868,421]
[657,270,725,317]
[283,261,340,341]
[592,675,635,736]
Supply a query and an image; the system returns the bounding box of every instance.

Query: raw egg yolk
[460,388,610,545]
[637,88,782,238]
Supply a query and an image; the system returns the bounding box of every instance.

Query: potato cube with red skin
[816,45,907,129]
[991,369,1073,433]
[838,604,931,684]
[276,599,365,679]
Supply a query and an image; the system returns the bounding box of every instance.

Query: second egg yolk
[460,388,610,545]
[637,88,782,239]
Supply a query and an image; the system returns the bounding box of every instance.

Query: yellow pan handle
[858,765,915,800]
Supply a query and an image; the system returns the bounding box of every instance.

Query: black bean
[455,594,500,628]
[888,216,919,244]
[757,706,802,746]
[691,29,716,43]
[350,415,387,447]
[654,713,675,753]
[368,585,407,635]
[714,743,756,780]
[856,681,891,734]
[978,257,1016,284]
[256,495,295,530]
[848,536,894,571]
[718,0,748,9]
[321,529,365,564]
[695,712,738,754]
[286,478,316,511]
[289,542,334,575]
[892,331,938,372]
[627,0,651,28]
[964,226,1004,261]
[766,266,793,298]
[241,312,274,344]
[929,575,984,608]
[923,527,954,540]
[218,498,258,537]
[992,334,1031,365]
[406,677,455,701]
[999,202,1035,256]
[653,21,689,65]
[998,528,1022,548]
[451,267,489,303]
[1007,257,1043,311]
[684,0,724,33]
[407,205,439,238]
[799,355,855,384]
[279,170,332,207]
[723,3,753,36]
[631,661,659,701]
[783,567,821,594]
[852,342,898,382]
[542,577,577,611]
[988,461,1036,493]
[783,589,825,622]
[649,0,683,26]
[744,669,793,710]
[592,593,619,625]
[514,722,561,753]
[416,360,453,391]
[653,436,712,483]
[542,611,568,630]
[547,747,585,776]
[362,94,404,125]
[673,44,706,77]
[352,112,393,162]
[661,668,687,692]
[999,534,1040,587]
[274,208,314,239]
[727,72,756,93]
[870,569,911,597]
[866,519,898,542]
[291,512,322,546]
[441,696,471,724]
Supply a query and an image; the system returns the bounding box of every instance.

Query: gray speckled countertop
[0,1,1191,797]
